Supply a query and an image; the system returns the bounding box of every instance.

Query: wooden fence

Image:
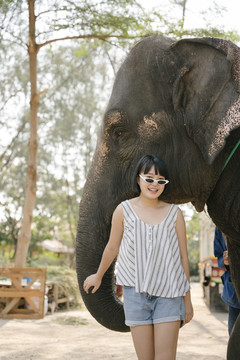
[0,267,46,319]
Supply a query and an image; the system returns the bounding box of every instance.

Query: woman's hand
[184,292,194,324]
[223,250,229,266]
[83,274,102,294]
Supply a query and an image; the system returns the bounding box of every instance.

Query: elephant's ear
[171,37,240,164]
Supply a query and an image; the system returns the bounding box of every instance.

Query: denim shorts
[123,287,185,327]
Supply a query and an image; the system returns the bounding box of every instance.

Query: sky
[139,0,240,34]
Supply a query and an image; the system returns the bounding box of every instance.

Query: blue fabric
[214,227,240,309]
[123,287,185,327]
[228,305,240,335]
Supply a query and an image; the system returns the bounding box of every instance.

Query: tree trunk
[15,0,39,267]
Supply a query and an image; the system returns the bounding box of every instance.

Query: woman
[84,154,193,360]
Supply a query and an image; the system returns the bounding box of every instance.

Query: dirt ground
[0,283,229,360]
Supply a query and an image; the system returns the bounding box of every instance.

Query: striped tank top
[116,200,190,297]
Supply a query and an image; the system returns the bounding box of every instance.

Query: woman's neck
[137,194,163,208]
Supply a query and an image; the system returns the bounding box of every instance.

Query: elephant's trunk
[76,161,129,332]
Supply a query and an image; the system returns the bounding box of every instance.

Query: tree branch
[0,90,23,113]
[1,35,28,50]
[0,122,26,170]
[38,33,138,49]
[104,47,117,76]
[36,9,60,18]
[37,88,49,98]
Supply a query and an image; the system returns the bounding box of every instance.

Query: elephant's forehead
[209,96,240,157]
[138,112,168,138]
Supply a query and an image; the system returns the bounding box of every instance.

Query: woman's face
[137,165,169,199]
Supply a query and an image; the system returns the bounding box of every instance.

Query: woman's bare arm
[175,208,194,323]
[83,204,124,294]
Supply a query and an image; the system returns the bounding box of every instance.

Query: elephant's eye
[111,127,125,141]
[108,124,135,149]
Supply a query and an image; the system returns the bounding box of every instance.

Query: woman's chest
[134,206,171,226]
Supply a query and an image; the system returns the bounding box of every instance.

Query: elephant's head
[76,35,240,332]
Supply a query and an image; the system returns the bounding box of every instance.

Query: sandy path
[0,283,228,360]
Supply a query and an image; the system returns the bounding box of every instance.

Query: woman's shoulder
[160,202,179,211]
[115,203,124,213]
[168,203,180,211]
[167,204,180,221]
[115,198,136,212]
[121,197,139,208]
[128,197,139,204]
[112,204,124,223]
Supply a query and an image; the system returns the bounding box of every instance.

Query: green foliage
[0,207,20,265]
[186,208,200,278]
[28,250,70,268]
[0,42,113,266]
[180,204,200,278]
[46,266,82,308]
[54,316,88,326]
[149,1,240,42]
[0,0,23,11]
[45,0,152,39]
[0,211,18,246]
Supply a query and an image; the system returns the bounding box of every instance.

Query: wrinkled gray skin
[76,36,240,358]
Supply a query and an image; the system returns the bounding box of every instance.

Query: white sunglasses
[139,174,169,185]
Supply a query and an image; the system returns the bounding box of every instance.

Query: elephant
[76,35,240,358]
